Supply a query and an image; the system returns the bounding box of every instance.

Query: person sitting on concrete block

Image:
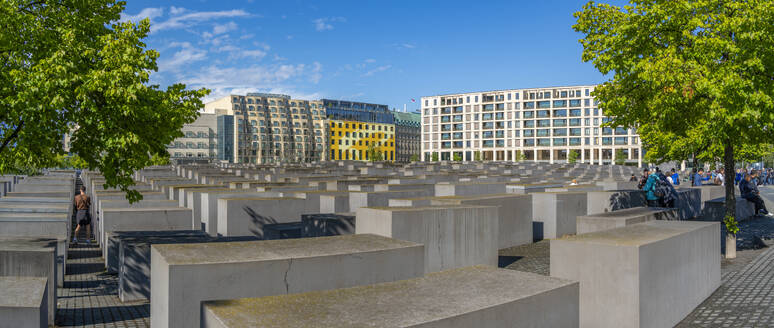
[739,172,772,217]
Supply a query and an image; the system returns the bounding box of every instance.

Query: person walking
[73,186,92,244]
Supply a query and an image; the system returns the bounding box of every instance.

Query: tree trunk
[723,142,737,259]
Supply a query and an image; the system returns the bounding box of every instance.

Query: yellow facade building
[329,120,395,161]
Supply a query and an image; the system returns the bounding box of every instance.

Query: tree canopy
[0,0,209,201]
[574,0,774,227]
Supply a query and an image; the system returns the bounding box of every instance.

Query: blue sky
[120,0,624,110]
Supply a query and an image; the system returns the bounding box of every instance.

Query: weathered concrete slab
[98,207,193,252]
[586,190,646,215]
[0,276,48,328]
[356,205,498,273]
[202,266,579,328]
[700,197,756,222]
[0,238,58,325]
[576,207,679,234]
[319,193,350,213]
[674,188,703,219]
[432,193,533,248]
[301,213,355,237]
[200,191,283,236]
[532,192,587,240]
[435,182,507,196]
[105,230,208,273]
[118,235,256,302]
[150,234,425,328]
[349,189,433,212]
[215,197,309,237]
[551,221,720,328]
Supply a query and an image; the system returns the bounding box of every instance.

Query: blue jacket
[643,173,661,201]
[692,173,703,186]
[671,173,680,185]
[739,179,753,197]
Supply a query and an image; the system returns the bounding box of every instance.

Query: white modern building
[421,85,643,166]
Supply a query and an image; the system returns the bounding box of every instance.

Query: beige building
[167,113,218,160]
[421,85,643,166]
[204,93,328,164]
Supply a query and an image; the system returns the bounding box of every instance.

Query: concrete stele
[202,266,579,328]
[150,234,424,328]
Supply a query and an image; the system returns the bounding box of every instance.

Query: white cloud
[400,43,416,49]
[313,17,345,31]
[364,58,376,63]
[169,6,186,15]
[238,50,267,59]
[158,42,207,72]
[182,63,324,102]
[213,21,238,35]
[309,62,322,84]
[363,65,392,77]
[120,7,164,24]
[154,9,250,32]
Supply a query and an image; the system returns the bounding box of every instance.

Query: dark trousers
[647,199,664,207]
[742,194,768,215]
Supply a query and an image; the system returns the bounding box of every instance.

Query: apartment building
[393,111,421,162]
[420,85,643,166]
[167,113,218,160]
[204,93,328,164]
[325,99,396,161]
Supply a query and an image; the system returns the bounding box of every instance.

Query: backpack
[653,178,671,198]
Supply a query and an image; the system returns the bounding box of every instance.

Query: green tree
[366,144,382,162]
[0,1,209,202]
[473,151,481,161]
[431,152,439,162]
[453,153,462,162]
[568,150,580,164]
[516,151,526,162]
[615,149,626,166]
[575,1,774,246]
[410,154,419,162]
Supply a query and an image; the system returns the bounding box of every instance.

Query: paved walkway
[56,243,150,327]
[56,176,150,327]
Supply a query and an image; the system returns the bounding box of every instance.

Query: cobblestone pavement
[56,175,150,327]
[55,243,150,327]
[498,240,550,275]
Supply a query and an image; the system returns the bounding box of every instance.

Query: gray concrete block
[576,207,679,234]
[674,188,702,219]
[586,190,646,215]
[118,235,257,302]
[216,197,310,237]
[105,230,207,273]
[356,206,498,273]
[551,221,720,328]
[301,213,355,237]
[202,266,579,328]
[532,192,587,240]
[99,208,193,255]
[433,193,533,248]
[700,197,756,222]
[0,238,58,326]
[200,191,282,236]
[150,234,425,328]
[0,276,48,328]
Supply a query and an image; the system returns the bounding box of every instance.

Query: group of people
[635,166,773,217]
[637,167,679,208]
